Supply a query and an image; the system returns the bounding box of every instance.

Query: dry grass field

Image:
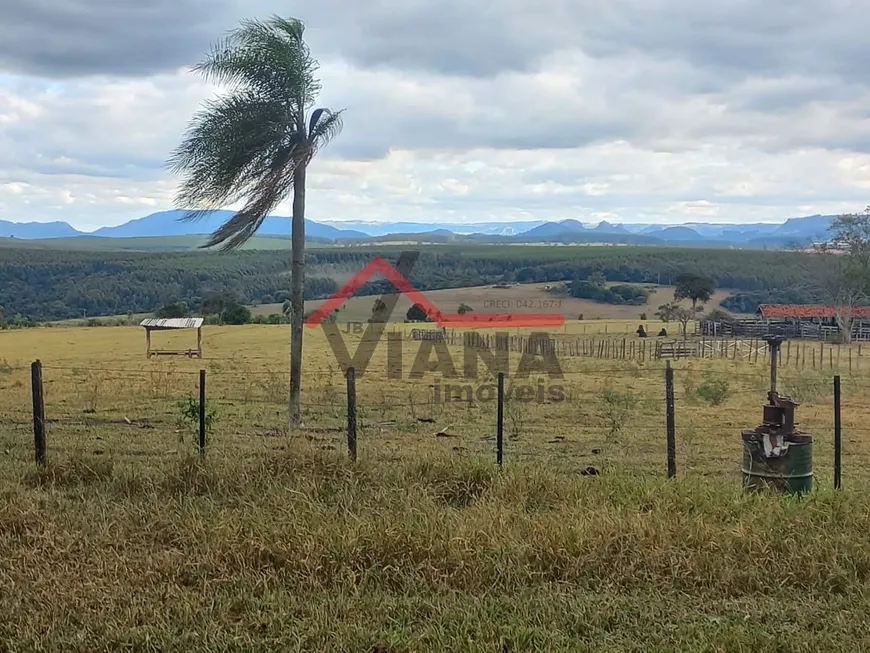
[252,282,733,322]
[2,321,870,650]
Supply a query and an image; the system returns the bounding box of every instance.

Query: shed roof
[757,304,870,319]
[140,317,204,330]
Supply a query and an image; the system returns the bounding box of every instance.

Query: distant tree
[675,306,702,338]
[0,305,6,329]
[155,301,189,319]
[674,273,715,310]
[406,304,431,322]
[167,16,344,428]
[221,303,252,325]
[705,308,733,322]
[370,298,388,322]
[201,292,237,323]
[655,302,679,323]
[811,207,870,343]
[589,271,607,288]
[458,303,473,314]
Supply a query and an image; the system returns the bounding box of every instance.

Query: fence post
[496,372,504,467]
[346,366,357,461]
[198,369,206,456]
[665,360,676,479]
[834,375,842,490]
[31,360,46,467]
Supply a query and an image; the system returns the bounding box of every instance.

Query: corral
[699,303,870,340]
[2,321,870,650]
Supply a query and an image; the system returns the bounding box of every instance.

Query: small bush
[694,375,730,405]
[176,395,217,445]
[598,388,638,439]
[639,312,648,320]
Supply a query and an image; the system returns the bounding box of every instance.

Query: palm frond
[308,109,345,153]
[201,146,299,250]
[193,16,320,107]
[308,108,326,135]
[167,91,295,214]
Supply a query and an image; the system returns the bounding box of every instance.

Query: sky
[1,0,869,231]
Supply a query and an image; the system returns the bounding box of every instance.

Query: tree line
[0,243,831,323]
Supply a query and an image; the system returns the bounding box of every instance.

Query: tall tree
[673,272,715,310]
[167,16,343,427]
[815,207,870,343]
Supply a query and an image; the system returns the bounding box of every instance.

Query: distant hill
[91,210,367,240]
[0,219,83,239]
[773,214,836,239]
[0,211,841,248]
[338,229,461,244]
[590,220,629,233]
[643,226,704,241]
[521,219,661,244]
[318,220,547,236]
[523,220,582,238]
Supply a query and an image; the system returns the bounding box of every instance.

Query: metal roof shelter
[758,304,870,320]
[140,317,204,359]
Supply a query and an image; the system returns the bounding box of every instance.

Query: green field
[1,322,869,650]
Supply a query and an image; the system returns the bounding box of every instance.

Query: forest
[0,243,827,322]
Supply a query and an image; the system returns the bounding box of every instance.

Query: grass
[2,322,870,650]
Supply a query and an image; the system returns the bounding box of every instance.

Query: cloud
[1,0,869,230]
[0,0,229,78]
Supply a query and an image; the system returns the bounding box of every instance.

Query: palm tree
[167,16,343,427]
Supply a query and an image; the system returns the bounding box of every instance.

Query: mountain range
[0,210,840,248]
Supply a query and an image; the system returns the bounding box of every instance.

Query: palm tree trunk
[289,163,307,428]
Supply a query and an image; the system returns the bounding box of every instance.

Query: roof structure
[139,317,204,330]
[757,304,870,320]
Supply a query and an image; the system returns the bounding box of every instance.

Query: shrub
[155,301,189,319]
[406,304,431,322]
[598,388,637,439]
[570,279,649,305]
[176,395,217,445]
[221,303,252,325]
[695,375,730,405]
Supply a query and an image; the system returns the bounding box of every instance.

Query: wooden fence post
[496,372,504,467]
[665,361,676,479]
[346,367,357,461]
[31,360,46,467]
[198,369,206,456]
[834,375,842,490]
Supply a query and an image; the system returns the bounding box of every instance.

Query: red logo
[305,256,565,329]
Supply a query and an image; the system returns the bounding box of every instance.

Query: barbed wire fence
[1,354,864,490]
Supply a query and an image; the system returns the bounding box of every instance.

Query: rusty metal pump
[741,336,813,492]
